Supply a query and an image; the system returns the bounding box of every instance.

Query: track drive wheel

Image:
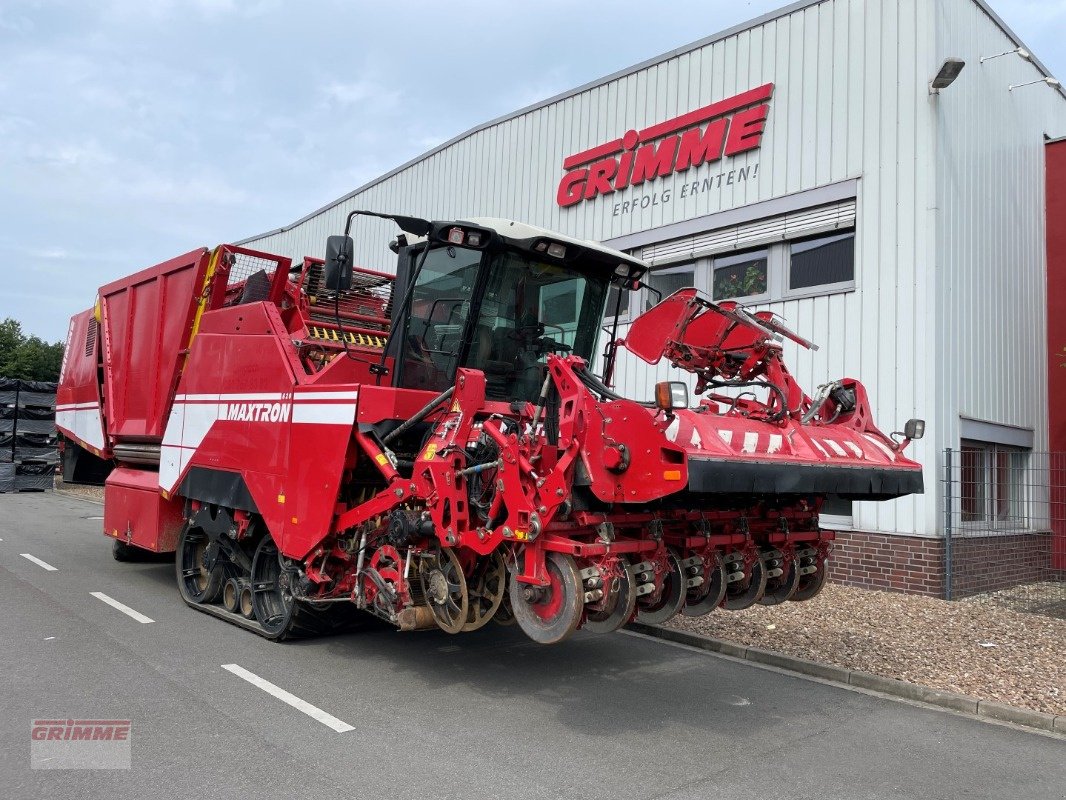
[635,549,686,625]
[462,551,506,633]
[790,558,829,602]
[250,535,323,641]
[176,523,224,605]
[681,555,727,617]
[511,551,583,645]
[583,561,637,634]
[721,554,768,610]
[420,548,469,634]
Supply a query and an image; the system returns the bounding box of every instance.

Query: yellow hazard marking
[291,516,299,524]
[514,529,527,540]
[450,399,461,412]
[277,494,285,504]
[422,443,438,460]
[375,453,388,466]
[663,470,682,481]
[307,325,386,348]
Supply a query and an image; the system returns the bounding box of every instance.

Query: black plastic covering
[687,458,924,501]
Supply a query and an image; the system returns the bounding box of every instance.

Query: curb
[626,622,1065,735]
[53,489,104,506]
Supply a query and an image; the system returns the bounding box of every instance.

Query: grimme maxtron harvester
[57,212,924,644]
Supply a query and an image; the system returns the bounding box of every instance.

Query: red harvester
[57,213,923,643]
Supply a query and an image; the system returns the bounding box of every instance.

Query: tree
[0,318,65,382]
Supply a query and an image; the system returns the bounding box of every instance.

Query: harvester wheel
[510,551,582,645]
[790,558,828,602]
[681,555,727,617]
[493,591,516,626]
[420,548,469,634]
[583,561,637,634]
[759,553,801,605]
[113,539,147,562]
[635,549,686,625]
[462,551,506,633]
[176,523,224,605]
[721,555,768,610]
[250,535,323,640]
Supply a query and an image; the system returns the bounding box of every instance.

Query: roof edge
[235,0,827,245]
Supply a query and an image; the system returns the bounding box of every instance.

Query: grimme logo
[31,719,132,770]
[556,83,773,208]
[222,402,290,422]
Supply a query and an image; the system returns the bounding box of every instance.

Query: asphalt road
[0,492,1062,800]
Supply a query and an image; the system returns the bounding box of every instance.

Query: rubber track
[179,597,368,641]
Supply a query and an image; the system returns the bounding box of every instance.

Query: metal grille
[227,252,283,287]
[83,320,97,358]
[943,448,1066,618]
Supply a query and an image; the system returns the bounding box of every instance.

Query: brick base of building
[828,530,945,597]
[827,529,1057,599]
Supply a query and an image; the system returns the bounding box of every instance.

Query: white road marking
[44,636,55,641]
[20,553,58,571]
[221,664,354,733]
[90,592,154,624]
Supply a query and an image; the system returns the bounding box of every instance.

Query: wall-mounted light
[929,58,966,94]
[980,46,1031,64]
[1009,76,1061,92]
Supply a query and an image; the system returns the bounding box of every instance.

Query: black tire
[759,554,801,605]
[113,539,146,563]
[681,556,727,617]
[249,535,327,641]
[635,550,687,625]
[176,524,224,605]
[583,562,637,633]
[510,551,583,645]
[790,558,829,602]
[721,555,768,610]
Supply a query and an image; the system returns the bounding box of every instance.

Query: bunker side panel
[167,303,356,561]
[100,248,210,442]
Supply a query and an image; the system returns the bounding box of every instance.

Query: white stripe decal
[810,438,829,457]
[824,439,847,457]
[291,404,357,425]
[222,664,355,733]
[844,441,864,459]
[863,434,897,462]
[767,434,783,454]
[718,430,733,445]
[90,592,154,624]
[741,432,759,454]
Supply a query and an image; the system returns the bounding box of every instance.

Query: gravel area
[666,583,1066,716]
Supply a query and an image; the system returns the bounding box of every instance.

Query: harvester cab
[326,211,646,403]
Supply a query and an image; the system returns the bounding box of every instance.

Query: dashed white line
[221,664,354,733]
[20,553,58,571]
[90,592,154,624]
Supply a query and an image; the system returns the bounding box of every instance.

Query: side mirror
[324,235,354,291]
[904,418,925,440]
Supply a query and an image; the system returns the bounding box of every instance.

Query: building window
[711,249,769,302]
[644,265,697,312]
[789,231,855,292]
[959,439,1029,526]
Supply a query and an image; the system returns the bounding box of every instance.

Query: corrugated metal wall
[240,0,1065,537]
[933,0,1066,481]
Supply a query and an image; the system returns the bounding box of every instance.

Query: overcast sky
[2,0,1063,342]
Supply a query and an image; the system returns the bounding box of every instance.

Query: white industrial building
[240,0,1066,594]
